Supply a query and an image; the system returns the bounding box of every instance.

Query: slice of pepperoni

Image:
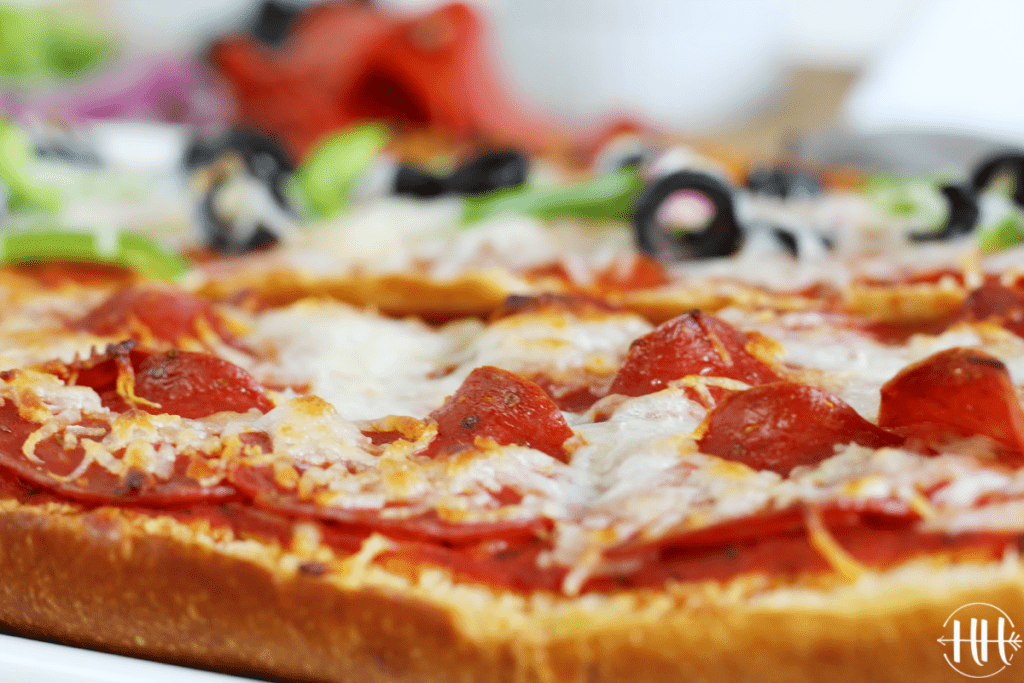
[0,402,237,505]
[229,462,551,545]
[424,366,574,461]
[607,497,920,560]
[70,343,274,419]
[76,284,238,347]
[961,283,1024,338]
[878,347,1024,461]
[608,311,780,401]
[698,382,902,474]
[132,350,275,419]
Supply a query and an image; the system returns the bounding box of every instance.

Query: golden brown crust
[193,269,520,322]
[2,496,1022,683]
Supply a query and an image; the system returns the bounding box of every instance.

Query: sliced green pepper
[979,212,1024,252]
[0,5,109,79]
[1,230,189,280]
[461,167,644,225]
[0,118,62,213]
[292,123,390,218]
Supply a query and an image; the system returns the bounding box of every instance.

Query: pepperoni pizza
[1,244,1024,681]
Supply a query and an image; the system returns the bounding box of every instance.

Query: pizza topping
[252,396,374,467]
[632,170,743,261]
[0,231,188,280]
[67,343,274,419]
[961,282,1024,337]
[878,347,1024,461]
[909,184,979,242]
[130,350,275,419]
[77,284,240,348]
[424,366,574,461]
[0,399,237,505]
[444,149,529,195]
[608,311,780,402]
[698,383,903,474]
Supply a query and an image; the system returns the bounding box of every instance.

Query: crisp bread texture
[2,496,1022,683]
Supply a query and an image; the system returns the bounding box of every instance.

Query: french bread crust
[2,495,1022,683]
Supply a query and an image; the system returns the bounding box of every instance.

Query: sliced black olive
[771,227,799,257]
[909,184,979,242]
[182,137,222,171]
[244,224,281,251]
[393,165,449,198]
[187,128,296,210]
[765,225,835,258]
[632,171,743,261]
[746,167,822,199]
[970,151,1024,206]
[199,178,233,252]
[445,150,528,195]
[250,1,303,47]
[199,177,281,254]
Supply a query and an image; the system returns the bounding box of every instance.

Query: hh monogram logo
[938,603,1021,678]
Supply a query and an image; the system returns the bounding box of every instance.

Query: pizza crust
[2,496,1021,683]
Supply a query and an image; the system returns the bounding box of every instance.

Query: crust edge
[2,498,1023,683]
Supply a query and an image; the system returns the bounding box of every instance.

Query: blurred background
[1,0,1020,171]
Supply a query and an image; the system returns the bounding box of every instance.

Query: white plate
[0,634,259,683]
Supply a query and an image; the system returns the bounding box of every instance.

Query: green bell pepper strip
[291,123,390,218]
[1,230,189,280]
[979,212,1024,252]
[0,119,62,213]
[0,5,109,79]
[461,167,644,225]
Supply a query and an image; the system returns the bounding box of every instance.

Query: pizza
[4,106,1024,683]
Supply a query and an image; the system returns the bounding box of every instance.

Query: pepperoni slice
[424,366,574,461]
[0,402,237,505]
[608,498,919,560]
[962,283,1024,337]
[698,382,902,474]
[608,311,780,400]
[77,284,238,347]
[71,343,274,419]
[229,462,551,545]
[878,347,1024,461]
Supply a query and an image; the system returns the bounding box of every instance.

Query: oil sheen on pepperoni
[424,366,574,461]
[132,350,275,418]
[76,284,237,345]
[878,347,1024,461]
[608,311,780,399]
[698,382,902,474]
[72,345,274,419]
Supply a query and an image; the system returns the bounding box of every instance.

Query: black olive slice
[446,150,528,195]
[632,171,743,261]
[771,227,799,257]
[199,177,233,252]
[909,184,979,242]
[970,151,1024,207]
[394,165,449,197]
[199,177,282,254]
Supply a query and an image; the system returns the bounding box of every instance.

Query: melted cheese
[2,274,1024,592]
